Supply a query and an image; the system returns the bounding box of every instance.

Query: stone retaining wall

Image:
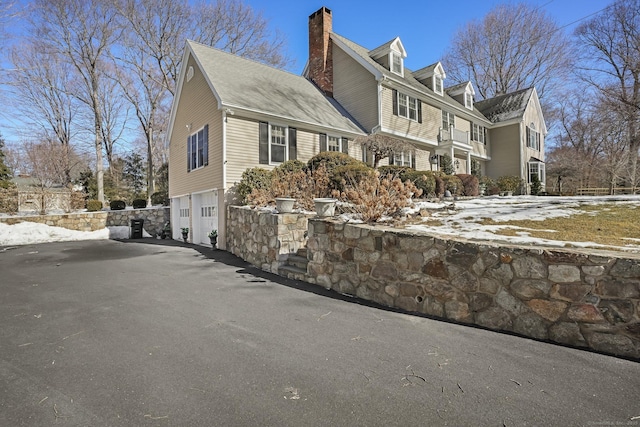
[0,207,170,235]
[106,207,170,237]
[227,206,311,272]
[226,206,640,359]
[0,212,108,231]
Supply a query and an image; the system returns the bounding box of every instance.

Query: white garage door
[176,196,190,240]
[196,190,218,245]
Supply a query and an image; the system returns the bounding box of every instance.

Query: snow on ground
[403,195,640,253]
[0,222,152,246]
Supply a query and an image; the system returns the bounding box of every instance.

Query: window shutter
[526,126,530,146]
[417,100,422,123]
[203,124,209,166]
[259,122,269,164]
[411,153,416,169]
[536,131,540,149]
[392,89,398,116]
[187,135,192,172]
[319,133,327,152]
[389,153,395,165]
[288,127,297,160]
[341,137,349,154]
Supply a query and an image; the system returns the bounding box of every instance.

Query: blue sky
[251,0,612,73]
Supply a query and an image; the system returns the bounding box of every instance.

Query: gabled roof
[475,87,534,123]
[183,40,365,135]
[330,33,490,123]
[369,37,406,59]
[445,81,475,96]
[413,62,445,80]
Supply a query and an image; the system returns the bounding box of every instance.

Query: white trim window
[442,110,455,130]
[526,123,541,151]
[393,151,413,167]
[397,92,418,121]
[391,51,403,76]
[187,125,208,172]
[328,135,342,152]
[465,92,474,109]
[528,161,545,183]
[270,124,287,163]
[434,75,443,95]
[471,123,486,145]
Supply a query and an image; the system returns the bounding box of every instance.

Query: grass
[476,203,640,248]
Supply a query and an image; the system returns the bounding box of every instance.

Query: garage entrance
[193,190,218,245]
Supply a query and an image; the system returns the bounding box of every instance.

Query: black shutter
[389,152,395,165]
[392,89,398,116]
[288,127,297,160]
[411,153,416,169]
[187,135,192,172]
[417,100,422,123]
[319,133,327,152]
[526,126,530,147]
[259,122,269,164]
[341,137,349,154]
[203,124,209,166]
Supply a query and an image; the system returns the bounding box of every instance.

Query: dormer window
[391,51,403,75]
[434,75,443,95]
[465,92,473,109]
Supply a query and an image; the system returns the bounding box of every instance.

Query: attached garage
[192,190,219,246]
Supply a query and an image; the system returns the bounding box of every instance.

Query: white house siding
[522,102,545,162]
[169,53,224,198]
[471,141,489,159]
[225,115,260,187]
[332,44,379,133]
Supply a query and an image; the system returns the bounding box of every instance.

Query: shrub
[333,163,375,191]
[0,187,18,214]
[86,199,103,212]
[480,176,499,195]
[70,191,86,211]
[110,200,126,210]
[377,165,411,179]
[497,175,523,193]
[236,167,272,205]
[530,173,542,195]
[307,152,360,175]
[440,154,454,175]
[441,175,463,195]
[151,191,169,206]
[337,170,422,222]
[456,174,479,197]
[132,198,147,209]
[275,159,305,174]
[403,170,437,197]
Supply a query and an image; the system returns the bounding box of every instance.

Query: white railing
[439,126,470,145]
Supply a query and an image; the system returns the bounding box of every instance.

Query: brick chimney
[308,6,333,97]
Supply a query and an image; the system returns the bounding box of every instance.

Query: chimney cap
[309,6,331,19]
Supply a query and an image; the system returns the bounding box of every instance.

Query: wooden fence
[576,187,640,196]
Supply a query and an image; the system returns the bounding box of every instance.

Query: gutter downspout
[221,109,228,250]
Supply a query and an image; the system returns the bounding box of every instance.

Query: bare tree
[8,42,78,184]
[442,3,572,101]
[575,0,640,189]
[354,133,415,168]
[30,0,122,205]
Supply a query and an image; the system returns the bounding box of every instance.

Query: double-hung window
[259,122,296,165]
[392,151,413,167]
[442,111,455,130]
[270,124,287,163]
[187,125,208,172]
[472,124,486,145]
[328,135,341,152]
[434,75,443,95]
[526,123,541,151]
[391,51,403,75]
[397,92,418,121]
[528,161,545,183]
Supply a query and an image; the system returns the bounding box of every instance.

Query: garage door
[196,191,218,245]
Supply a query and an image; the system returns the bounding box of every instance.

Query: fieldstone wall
[0,207,169,235]
[224,207,640,359]
[305,219,640,359]
[227,206,312,272]
[0,212,108,231]
[106,207,170,237]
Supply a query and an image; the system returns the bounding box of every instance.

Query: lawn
[403,195,640,253]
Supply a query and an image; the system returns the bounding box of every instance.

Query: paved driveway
[1,239,638,426]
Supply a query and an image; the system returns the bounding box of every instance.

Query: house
[167,6,546,248]
[12,175,73,213]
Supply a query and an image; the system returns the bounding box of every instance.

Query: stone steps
[278,248,309,281]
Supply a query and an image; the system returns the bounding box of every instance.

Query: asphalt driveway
[1,239,638,426]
